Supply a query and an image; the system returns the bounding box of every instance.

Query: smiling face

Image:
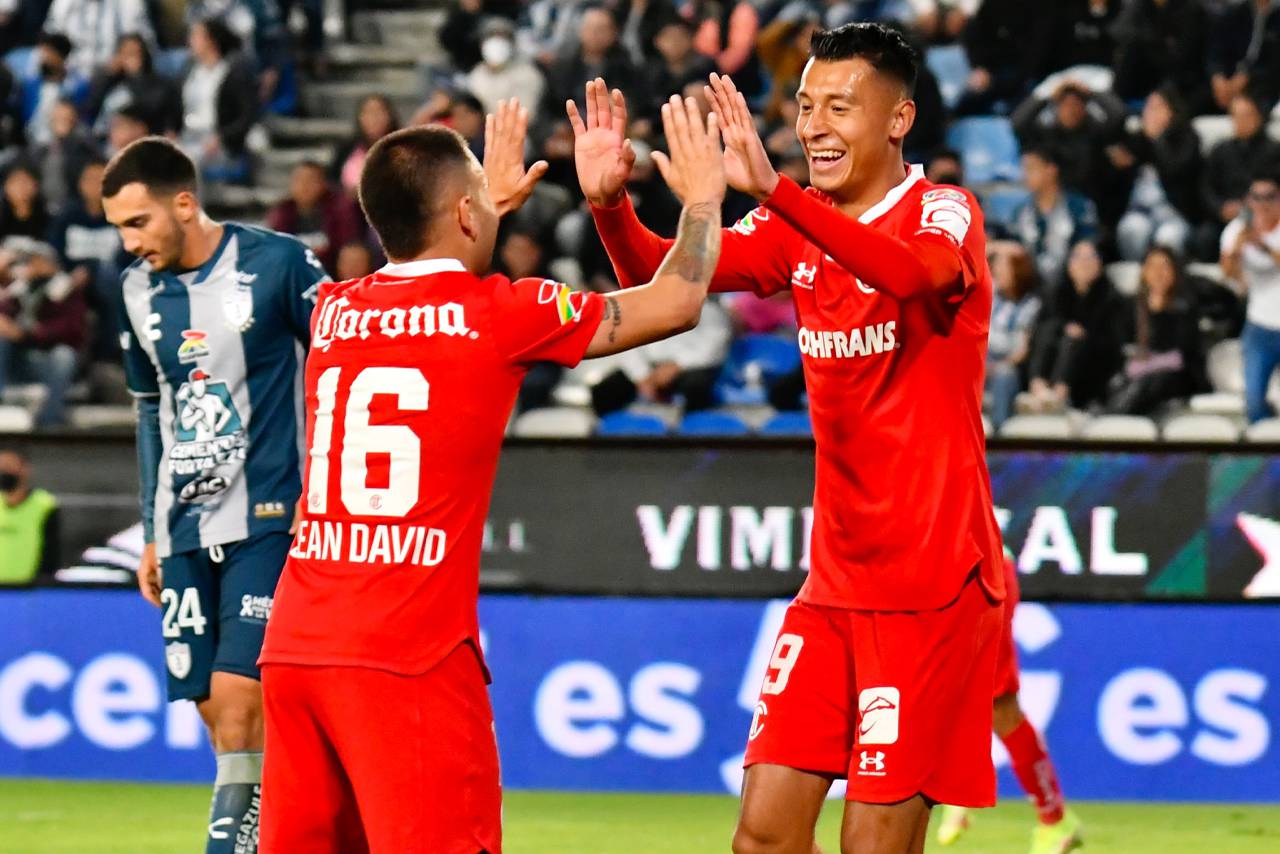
[795,57,914,198]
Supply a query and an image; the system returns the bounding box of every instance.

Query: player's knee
[209,702,264,752]
[732,817,801,854]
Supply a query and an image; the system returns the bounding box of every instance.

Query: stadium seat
[1106,261,1142,297]
[982,414,994,438]
[677,411,751,436]
[0,405,33,433]
[1187,262,1226,284]
[759,411,812,436]
[1206,339,1244,393]
[2,47,33,77]
[511,407,596,438]
[1161,413,1240,443]
[1079,415,1159,442]
[595,411,669,436]
[945,117,1021,184]
[1189,392,1245,416]
[68,406,137,430]
[998,414,1075,439]
[1244,418,1280,442]
[982,187,1030,229]
[715,334,802,405]
[926,45,970,110]
[1190,115,1233,156]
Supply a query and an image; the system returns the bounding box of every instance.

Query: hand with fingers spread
[483,98,549,216]
[706,72,780,201]
[650,94,725,207]
[567,78,636,207]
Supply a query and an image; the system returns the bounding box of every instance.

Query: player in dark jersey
[104,137,326,854]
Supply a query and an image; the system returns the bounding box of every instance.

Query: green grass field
[2,780,1279,853]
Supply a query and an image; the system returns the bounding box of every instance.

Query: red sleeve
[491,276,606,367]
[763,176,981,302]
[589,194,796,296]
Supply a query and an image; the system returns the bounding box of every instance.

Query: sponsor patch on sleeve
[731,207,770,236]
[918,189,972,245]
[542,281,585,325]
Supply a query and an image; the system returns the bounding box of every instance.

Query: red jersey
[593,166,1004,611]
[259,258,604,674]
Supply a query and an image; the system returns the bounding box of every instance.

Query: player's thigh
[158,548,218,702]
[331,644,501,854]
[743,601,855,778]
[734,764,833,854]
[839,796,931,854]
[211,532,291,682]
[259,664,367,854]
[846,574,1000,807]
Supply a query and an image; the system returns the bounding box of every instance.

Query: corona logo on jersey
[310,295,476,351]
[170,368,247,502]
[797,322,898,360]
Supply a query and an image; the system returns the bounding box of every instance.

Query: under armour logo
[858,751,885,772]
[791,263,817,288]
[209,817,233,840]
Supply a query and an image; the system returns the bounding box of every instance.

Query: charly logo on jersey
[798,322,897,360]
[176,329,210,364]
[222,275,257,332]
[731,207,770,236]
[171,368,247,503]
[311,295,478,351]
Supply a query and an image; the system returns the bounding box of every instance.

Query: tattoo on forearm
[659,202,721,284]
[605,296,622,343]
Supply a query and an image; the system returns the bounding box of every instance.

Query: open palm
[567,78,636,207]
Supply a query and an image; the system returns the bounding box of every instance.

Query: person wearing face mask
[19,31,89,148]
[0,449,61,586]
[467,16,547,130]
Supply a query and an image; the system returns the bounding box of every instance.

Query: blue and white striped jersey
[118,223,327,558]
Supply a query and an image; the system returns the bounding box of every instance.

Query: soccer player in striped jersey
[104,137,328,854]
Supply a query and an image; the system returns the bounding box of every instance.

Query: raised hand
[650,94,724,207]
[483,98,549,217]
[705,72,780,201]
[567,78,636,207]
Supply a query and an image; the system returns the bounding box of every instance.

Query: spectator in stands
[277,0,325,73]
[266,161,361,274]
[682,0,762,96]
[86,33,183,139]
[986,241,1041,427]
[645,16,715,126]
[0,163,51,241]
[34,98,99,215]
[1111,87,1202,261]
[1198,92,1280,261]
[105,102,150,156]
[925,148,964,186]
[1025,239,1125,412]
[1206,0,1280,111]
[332,94,400,197]
[1042,0,1117,73]
[1111,0,1208,111]
[48,157,122,361]
[467,17,546,128]
[1011,81,1126,218]
[906,0,977,44]
[756,3,820,124]
[1010,147,1100,285]
[545,6,646,121]
[0,240,84,426]
[0,450,61,586]
[334,240,375,282]
[619,0,679,63]
[492,225,565,412]
[439,0,521,72]
[180,17,258,181]
[42,0,154,79]
[1108,246,1205,414]
[520,0,591,65]
[21,31,88,147]
[1221,171,1280,423]
[956,0,1048,114]
[588,298,732,416]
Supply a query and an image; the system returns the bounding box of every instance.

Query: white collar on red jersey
[857,164,925,224]
[377,258,467,278]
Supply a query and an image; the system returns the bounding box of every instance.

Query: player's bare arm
[483,97,549,216]
[583,94,724,358]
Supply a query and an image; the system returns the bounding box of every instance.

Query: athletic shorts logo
[857,750,887,776]
[165,641,192,679]
[748,701,768,741]
[857,687,900,745]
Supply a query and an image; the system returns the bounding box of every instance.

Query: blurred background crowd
[0,0,1279,442]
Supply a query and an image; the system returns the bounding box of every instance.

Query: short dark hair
[37,31,74,59]
[102,136,198,200]
[197,17,242,58]
[114,103,154,132]
[1022,144,1060,169]
[359,125,473,261]
[809,22,919,96]
[1251,167,1280,187]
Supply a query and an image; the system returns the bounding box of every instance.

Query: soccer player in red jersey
[936,549,1082,854]
[256,98,725,853]
[574,22,1004,854]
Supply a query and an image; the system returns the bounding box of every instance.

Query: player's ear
[171,190,199,224]
[457,193,478,243]
[889,99,916,144]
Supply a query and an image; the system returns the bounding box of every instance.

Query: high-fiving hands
[649,94,725,207]
[705,72,780,201]
[483,98,549,217]
[567,78,636,207]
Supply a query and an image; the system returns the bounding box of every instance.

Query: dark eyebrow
[122,215,149,228]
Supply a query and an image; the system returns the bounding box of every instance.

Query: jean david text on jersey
[797,321,897,360]
[310,295,477,351]
[289,519,447,568]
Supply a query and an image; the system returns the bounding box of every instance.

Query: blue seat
[946,117,1021,184]
[715,334,802,406]
[983,187,1030,228]
[677,411,751,436]
[760,411,812,436]
[153,48,190,80]
[3,47,33,77]
[596,411,668,436]
[926,45,970,111]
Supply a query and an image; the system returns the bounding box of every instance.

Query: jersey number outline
[306,366,429,517]
[161,587,208,638]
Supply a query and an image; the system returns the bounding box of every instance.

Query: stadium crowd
[0,0,1278,436]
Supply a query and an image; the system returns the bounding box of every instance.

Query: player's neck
[392,237,477,273]
[178,214,225,270]
[831,159,908,220]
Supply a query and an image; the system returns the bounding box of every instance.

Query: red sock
[1001,718,1065,824]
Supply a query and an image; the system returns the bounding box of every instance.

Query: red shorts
[993,552,1022,698]
[743,573,1001,807]
[260,642,501,854]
